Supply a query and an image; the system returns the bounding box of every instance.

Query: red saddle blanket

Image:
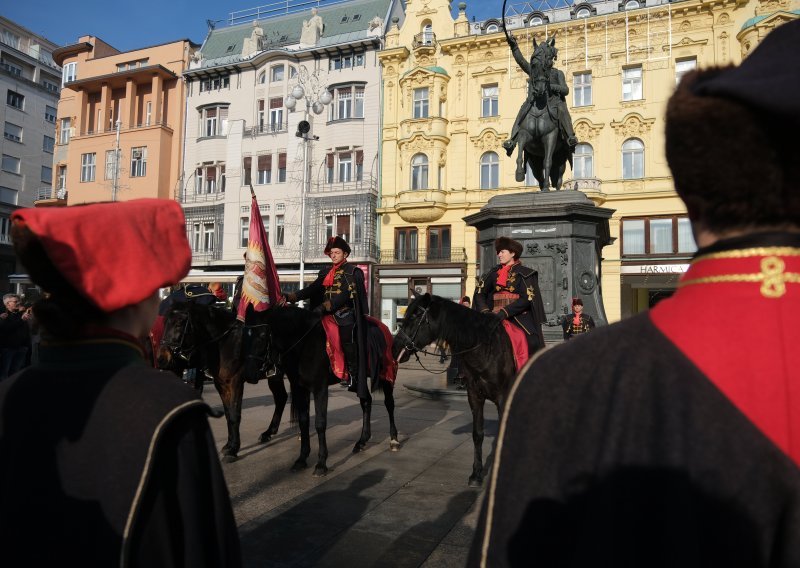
[502,320,529,372]
[321,315,397,385]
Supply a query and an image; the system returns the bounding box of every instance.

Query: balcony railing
[245,121,288,136]
[178,188,226,204]
[311,176,377,195]
[379,248,466,265]
[412,32,437,49]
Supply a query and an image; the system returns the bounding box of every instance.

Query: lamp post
[285,68,332,292]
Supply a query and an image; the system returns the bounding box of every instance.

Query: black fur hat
[495,236,523,260]
[665,20,800,232]
[324,236,351,255]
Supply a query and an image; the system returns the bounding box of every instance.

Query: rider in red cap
[0,199,241,567]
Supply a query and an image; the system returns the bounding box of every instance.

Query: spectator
[0,199,241,566]
[469,22,800,567]
[560,297,596,340]
[0,293,32,380]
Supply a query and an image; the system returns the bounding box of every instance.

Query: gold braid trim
[694,246,800,262]
[679,256,800,298]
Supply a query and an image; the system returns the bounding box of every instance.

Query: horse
[157,301,289,463]
[243,305,400,477]
[392,293,517,486]
[512,37,572,191]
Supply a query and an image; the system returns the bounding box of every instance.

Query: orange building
[50,37,198,204]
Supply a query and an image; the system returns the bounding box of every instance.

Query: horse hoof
[291,461,308,472]
[468,476,483,487]
[389,440,401,452]
[515,171,525,183]
[221,454,239,464]
[313,466,329,477]
[352,443,367,453]
[258,431,274,444]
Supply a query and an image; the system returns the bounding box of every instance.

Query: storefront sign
[620,264,690,275]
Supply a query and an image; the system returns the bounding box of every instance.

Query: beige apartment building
[182,0,404,296]
[377,0,797,328]
[51,37,198,205]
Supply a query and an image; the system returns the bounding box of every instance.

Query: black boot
[342,343,357,390]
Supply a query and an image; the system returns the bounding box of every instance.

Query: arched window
[624,0,640,9]
[486,24,499,33]
[576,7,591,18]
[529,16,543,26]
[422,23,433,45]
[480,151,500,189]
[573,143,593,179]
[257,71,266,84]
[622,138,644,179]
[411,153,429,189]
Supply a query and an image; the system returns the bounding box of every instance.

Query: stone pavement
[204,351,499,567]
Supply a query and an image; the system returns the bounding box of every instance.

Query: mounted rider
[502,33,578,158]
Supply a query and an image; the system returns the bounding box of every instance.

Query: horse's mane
[423,295,501,350]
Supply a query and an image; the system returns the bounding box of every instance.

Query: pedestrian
[0,199,241,567]
[0,292,32,379]
[560,297,595,340]
[449,296,472,389]
[473,237,547,362]
[286,236,368,391]
[470,21,800,567]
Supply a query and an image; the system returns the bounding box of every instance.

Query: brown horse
[393,293,516,486]
[157,302,288,462]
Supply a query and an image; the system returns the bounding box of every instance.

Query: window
[276,215,284,245]
[196,166,218,194]
[395,228,418,262]
[60,118,71,144]
[269,98,283,130]
[57,166,67,190]
[621,217,697,256]
[624,0,640,9]
[0,188,17,206]
[257,99,266,130]
[2,155,20,174]
[201,106,228,137]
[4,122,21,143]
[480,152,500,189]
[529,16,543,26]
[105,150,118,180]
[675,57,697,86]
[80,153,96,182]
[354,87,364,118]
[339,153,352,182]
[203,223,215,252]
[257,154,272,184]
[354,54,364,66]
[573,143,593,178]
[263,216,270,243]
[573,72,592,106]
[576,7,591,17]
[41,166,52,184]
[326,153,334,183]
[413,88,429,119]
[0,59,21,76]
[622,66,642,101]
[258,71,266,84]
[240,217,249,247]
[243,157,252,186]
[220,165,226,192]
[6,90,23,110]
[411,153,428,190]
[481,85,498,117]
[338,89,352,119]
[271,65,284,82]
[62,62,76,86]
[278,152,287,182]
[130,146,147,177]
[289,66,297,79]
[486,24,499,33]
[2,30,20,49]
[427,226,451,260]
[42,79,59,93]
[325,214,351,241]
[40,135,55,155]
[622,138,644,179]
[422,24,433,45]
[146,102,152,126]
[355,149,364,181]
[45,106,57,123]
[199,76,229,91]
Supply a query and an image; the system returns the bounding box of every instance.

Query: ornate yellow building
[376,0,797,329]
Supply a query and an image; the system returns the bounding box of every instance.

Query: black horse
[243,305,400,477]
[157,302,288,463]
[393,293,517,486]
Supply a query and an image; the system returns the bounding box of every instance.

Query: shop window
[621,216,697,257]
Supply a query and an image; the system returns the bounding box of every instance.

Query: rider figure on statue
[286,236,368,392]
[502,33,578,158]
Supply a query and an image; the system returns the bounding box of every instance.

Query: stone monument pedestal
[464,190,615,343]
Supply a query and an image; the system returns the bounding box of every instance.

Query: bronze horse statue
[504,28,574,191]
[393,293,518,486]
[157,302,288,462]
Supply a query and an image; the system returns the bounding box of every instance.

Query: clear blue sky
[4,0,505,52]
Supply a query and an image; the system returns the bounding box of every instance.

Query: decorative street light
[286,67,332,292]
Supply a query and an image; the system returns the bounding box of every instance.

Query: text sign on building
[620,264,690,275]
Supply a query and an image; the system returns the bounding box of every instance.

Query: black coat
[0,338,241,567]
[473,263,547,354]
[0,310,31,349]
[561,312,595,340]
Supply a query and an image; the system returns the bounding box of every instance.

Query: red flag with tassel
[237,187,283,322]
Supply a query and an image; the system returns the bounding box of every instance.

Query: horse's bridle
[395,305,432,356]
[160,311,194,363]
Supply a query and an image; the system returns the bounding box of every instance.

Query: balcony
[177,188,226,204]
[399,116,448,140]
[310,176,377,196]
[564,177,605,205]
[33,186,68,207]
[396,188,447,223]
[379,248,466,265]
[412,32,437,52]
[244,121,288,136]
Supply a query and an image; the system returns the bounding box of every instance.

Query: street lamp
[285,67,332,292]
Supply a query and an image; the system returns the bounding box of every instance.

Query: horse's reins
[246,318,322,373]
[161,312,238,362]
